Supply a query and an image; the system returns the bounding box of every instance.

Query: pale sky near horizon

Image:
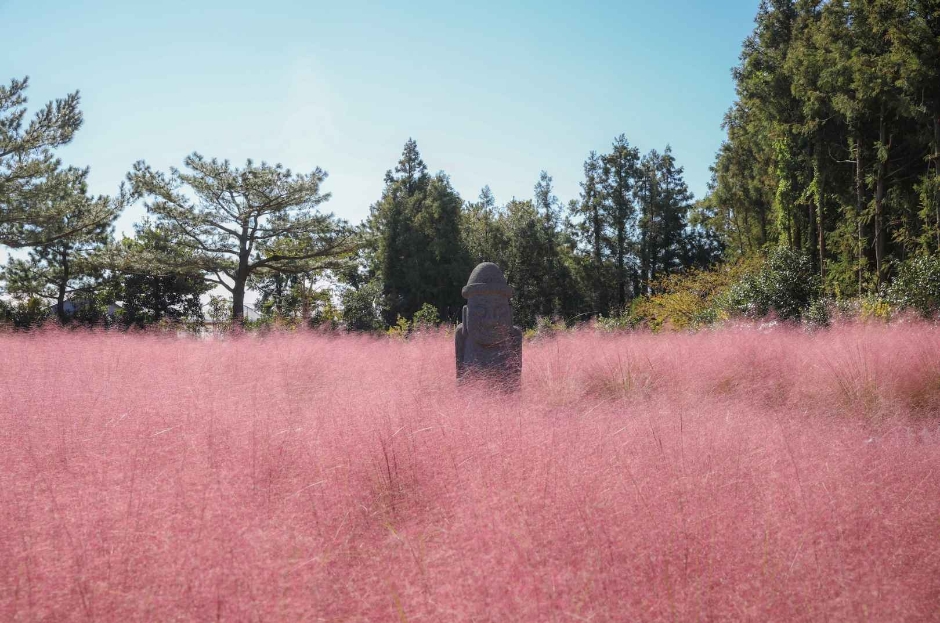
[1,0,758,272]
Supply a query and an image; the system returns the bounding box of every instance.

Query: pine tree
[1,169,117,322]
[127,154,354,322]
[0,77,118,248]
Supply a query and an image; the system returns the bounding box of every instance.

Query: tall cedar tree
[127,154,354,322]
[601,135,641,309]
[533,171,576,318]
[573,151,610,315]
[499,198,545,328]
[369,139,470,324]
[635,146,697,294]
[461,185,507,266]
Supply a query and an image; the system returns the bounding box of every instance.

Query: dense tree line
[344,137,713,330]
[704,0,940,296]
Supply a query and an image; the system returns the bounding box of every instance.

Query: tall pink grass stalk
[1,323,939,621]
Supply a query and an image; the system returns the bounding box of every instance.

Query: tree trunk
[742,201,753,255]
[640,191,649,297]
[617,225,626,310]
[856,133,867,293]
[232,234,250,323]
[874,111,888,286]
[57,248,69,324]
[232,278,246,323]
[934,114,939,251]
[817,164,826,281]
[793,210,801,255]
[301,276,312,322]
[648,173,657,294]
[232,254,250,323]
[758,201,768,248]
[806,144,817,270]
[592,205,603,313]
[274,274,284,317]
[808,200,818,273]
[154,278,163,322]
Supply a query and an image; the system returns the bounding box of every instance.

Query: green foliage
[532,315,566,339]
[635,146,698,290]
[111,222,209,328]
[860,295,893,321]
[569,151,611,315]
[387,315,410,339]
[369,139,470,325]
[0,76,121,249]
[385,302,440,338]
[206,295,231,330]
[65,291,117,327]
[248,265,336,328]
[340,280,385,332]
[885,255,940,318]
[595,309,639,333]
[308,298,340,331]
[462,185,508,266]
[601,135,641,309]
[0,296,50,328]
[721,247,821,321]
[1,167,119,323]
[411,302,441,329]
[127,154,354,322]
[708,0,940,295]
[498,176,579,329]
[802,297,832,328]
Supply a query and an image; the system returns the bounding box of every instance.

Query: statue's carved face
[465,294,512,346]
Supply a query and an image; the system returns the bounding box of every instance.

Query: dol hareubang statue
[455,262,522,389]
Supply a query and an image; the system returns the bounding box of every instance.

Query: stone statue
[455,262,522,389]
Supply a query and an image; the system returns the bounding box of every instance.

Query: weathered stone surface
[455,262,522,389]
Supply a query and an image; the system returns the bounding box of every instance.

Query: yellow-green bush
[631,259,758,331]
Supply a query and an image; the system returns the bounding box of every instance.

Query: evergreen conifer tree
[368,139,470,323]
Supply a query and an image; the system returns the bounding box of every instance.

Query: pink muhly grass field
[2,324,940,622]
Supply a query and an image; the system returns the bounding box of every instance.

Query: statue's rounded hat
[462,262,514,298]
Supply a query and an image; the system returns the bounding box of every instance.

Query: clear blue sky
[2,0,757,241]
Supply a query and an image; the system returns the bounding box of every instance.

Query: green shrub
[859,295,892,321]
[595,310,636,332]
[309,299,340,331]
[803,298,831,328]
[411,303,441,329]
[720,247,820,321]
[386,315,410,338]
[341,281,386,332]
[885,255,940,318]
[0,297,50,329]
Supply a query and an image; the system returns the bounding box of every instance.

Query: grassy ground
[2,323,939,621]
